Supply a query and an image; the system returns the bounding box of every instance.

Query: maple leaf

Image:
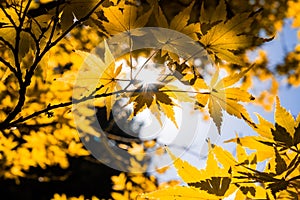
[73,51,105,98]
[194,65,255,133]
[225,97,300,199]
[141,147,238,199]
[140,185,217,200]
[97,41,123,119]
[227,97,300,154]
[151,1,202,61]
[101,0,153,35]
[153,1,200,40]
[188,177,231,197]
[212,140,268,199]
[274,96,296,136]
[150,27,201,62]
[199,0,227,27]
[74,40,122,119]
[210,143,270,199]
[198,1,270,66]
[128,83,178,128]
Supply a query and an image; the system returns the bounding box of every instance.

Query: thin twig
[0,57,19,81]
[14,0,32,76]
[0,36,15,50]
[0,4,17,28]
[0,0,104,129]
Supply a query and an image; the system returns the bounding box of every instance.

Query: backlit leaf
[199,6,267,66]
[275,96,295,135]
[128,84,178,127]
[154,1,200,40]
[188,177,231,197]
[101,1,153,35]
[200,0,226,25]
[271,124,293,148]
[195,66,254,133]
[140,185,217,200]
[168,149,204,183]
[274,147,287,175]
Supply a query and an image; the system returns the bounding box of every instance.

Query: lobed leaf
[275,97,295,135]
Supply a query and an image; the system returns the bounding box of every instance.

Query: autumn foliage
[0,0,300,199]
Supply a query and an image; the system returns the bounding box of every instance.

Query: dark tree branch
[14,0,32,77]
[0,3,17,28]
[6,88,129,129]
[0,0,104,130]
[0,36,14,50]
[39,0,105,59]
[27,0,67,18]
[0,57,19,81]
[45,1,61,48]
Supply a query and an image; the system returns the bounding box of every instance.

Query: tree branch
[39,0,105,59]
[14,0,32,76]
[0,0,104,129]
[0,36,14,50]
[0,4,17,28]
[3,86,212,129]
[0,57,19,81]
[4,88,130,129]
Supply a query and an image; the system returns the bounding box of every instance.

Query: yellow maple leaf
[141,147,238,199]
[101,0,153,35]
[112,173,127,191]
[200,0,227,26]
[234,97,300,152]
[75,41,122,120]
[194,66,255,133]
[275,96,295,135]
[98,43,123,119]
[168,149,205,183]
[225,97,300,198]
[151,1,201,61]
[199,3,268,66]
[139,185,217,200]
[128,83,178,128]
[153,1,200,40]
[225,135,274,162]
